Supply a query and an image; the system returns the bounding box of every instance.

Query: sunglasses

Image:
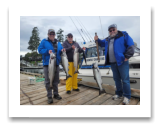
[68,36,73,38]
[49,33,55,36]
[109,29,115,32]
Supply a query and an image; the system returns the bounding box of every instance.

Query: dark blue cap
[67,33,73,37]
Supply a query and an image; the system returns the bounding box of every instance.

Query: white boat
[60,42,140,90]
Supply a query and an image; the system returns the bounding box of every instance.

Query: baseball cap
[48,29,55,34]
[67,33,73,37]
[108,24,117,31]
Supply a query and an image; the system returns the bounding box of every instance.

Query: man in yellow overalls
[62,33,86,94]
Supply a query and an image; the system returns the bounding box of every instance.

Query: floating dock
[20,73,140,105]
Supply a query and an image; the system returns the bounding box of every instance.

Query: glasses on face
[109,29,115,32]
[50,33,55,36]
[68,36,73,38]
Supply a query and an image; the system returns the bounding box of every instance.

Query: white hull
[60,42,140,90]
[59,68,140,90]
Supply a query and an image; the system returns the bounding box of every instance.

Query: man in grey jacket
[63,33,86,94]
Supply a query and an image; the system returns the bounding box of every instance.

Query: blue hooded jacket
[97,31,134,66]
[38,38,63,66]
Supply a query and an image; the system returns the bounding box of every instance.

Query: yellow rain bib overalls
[66,62,79,91]
[62,39,84,92]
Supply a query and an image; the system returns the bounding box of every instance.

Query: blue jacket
[38,38,63,66]
[97,31,134,66]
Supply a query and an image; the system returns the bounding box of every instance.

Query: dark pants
[43,66,60,98]
[110,61,131,99]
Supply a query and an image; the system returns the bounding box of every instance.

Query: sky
[20,16,140,56]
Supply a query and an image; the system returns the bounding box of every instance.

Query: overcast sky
[20,16,140,56]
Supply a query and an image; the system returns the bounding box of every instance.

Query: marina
[20,73,140,105]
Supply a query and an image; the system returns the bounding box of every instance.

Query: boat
[59,41,140,90]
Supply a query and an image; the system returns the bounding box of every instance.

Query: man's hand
[49,50,52,54]
[94,35,98,41]
[82,47,86,51]
[124,58,128,61]
[61,48,66,52]
[72,45,75,50]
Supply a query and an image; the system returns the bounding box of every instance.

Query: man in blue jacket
[38,29,65,104]
[94,24,134,105]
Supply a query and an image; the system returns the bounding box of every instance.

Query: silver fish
[73,47,79,74]
[92,62,106,95]
[61,51,72,80]
[48,52,56,88]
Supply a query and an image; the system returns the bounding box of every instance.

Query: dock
[20,73,140,105]
[20,71,43,77]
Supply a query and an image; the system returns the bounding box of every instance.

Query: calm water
[22,68,63,75]
[22,68,44,74]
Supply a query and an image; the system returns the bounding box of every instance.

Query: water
[22,68,44,74]
[22,68,64,75]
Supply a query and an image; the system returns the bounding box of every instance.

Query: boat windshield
[86,46,140,58]
[134,46,140,54]
[86,46,105,58]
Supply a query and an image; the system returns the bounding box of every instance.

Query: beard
[110,31,118,38]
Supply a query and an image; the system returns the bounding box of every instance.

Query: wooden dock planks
[118,97,140,105]
[54,88,94,105]
[101,96,123,105]
[84,93,112,105]
[137,101,140,105]
[78,81,140,98]
[67,90,99,105]
[20,73,140,105]
[37,86,89,105]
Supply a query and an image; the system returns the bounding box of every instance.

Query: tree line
[21,27,67,64]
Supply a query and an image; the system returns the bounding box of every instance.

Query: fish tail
[74,70,79,74]
[48,87,53,91]
[99,89,106,95]
[66,75,72,80]
[49,84,53,88]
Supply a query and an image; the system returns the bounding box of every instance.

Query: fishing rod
[76,17,95,42]
[69,16,86,43]
[95,32,100,62]
[75,17,92,42]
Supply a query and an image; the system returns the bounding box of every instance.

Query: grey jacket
[62,40,83,62]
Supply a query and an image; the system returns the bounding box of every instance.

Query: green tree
[20,55,22,60]
[28,27,41,65]
[24,52,31,62]
[56,29,64,43]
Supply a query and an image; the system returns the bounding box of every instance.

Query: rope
[69,16,86,42]
[20,87,33,105]
[99,16,104,39]
[35,76,45,82]
[75,17,92,42]
[76,17,95,42]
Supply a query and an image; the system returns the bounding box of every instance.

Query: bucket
[28,77,36,84]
